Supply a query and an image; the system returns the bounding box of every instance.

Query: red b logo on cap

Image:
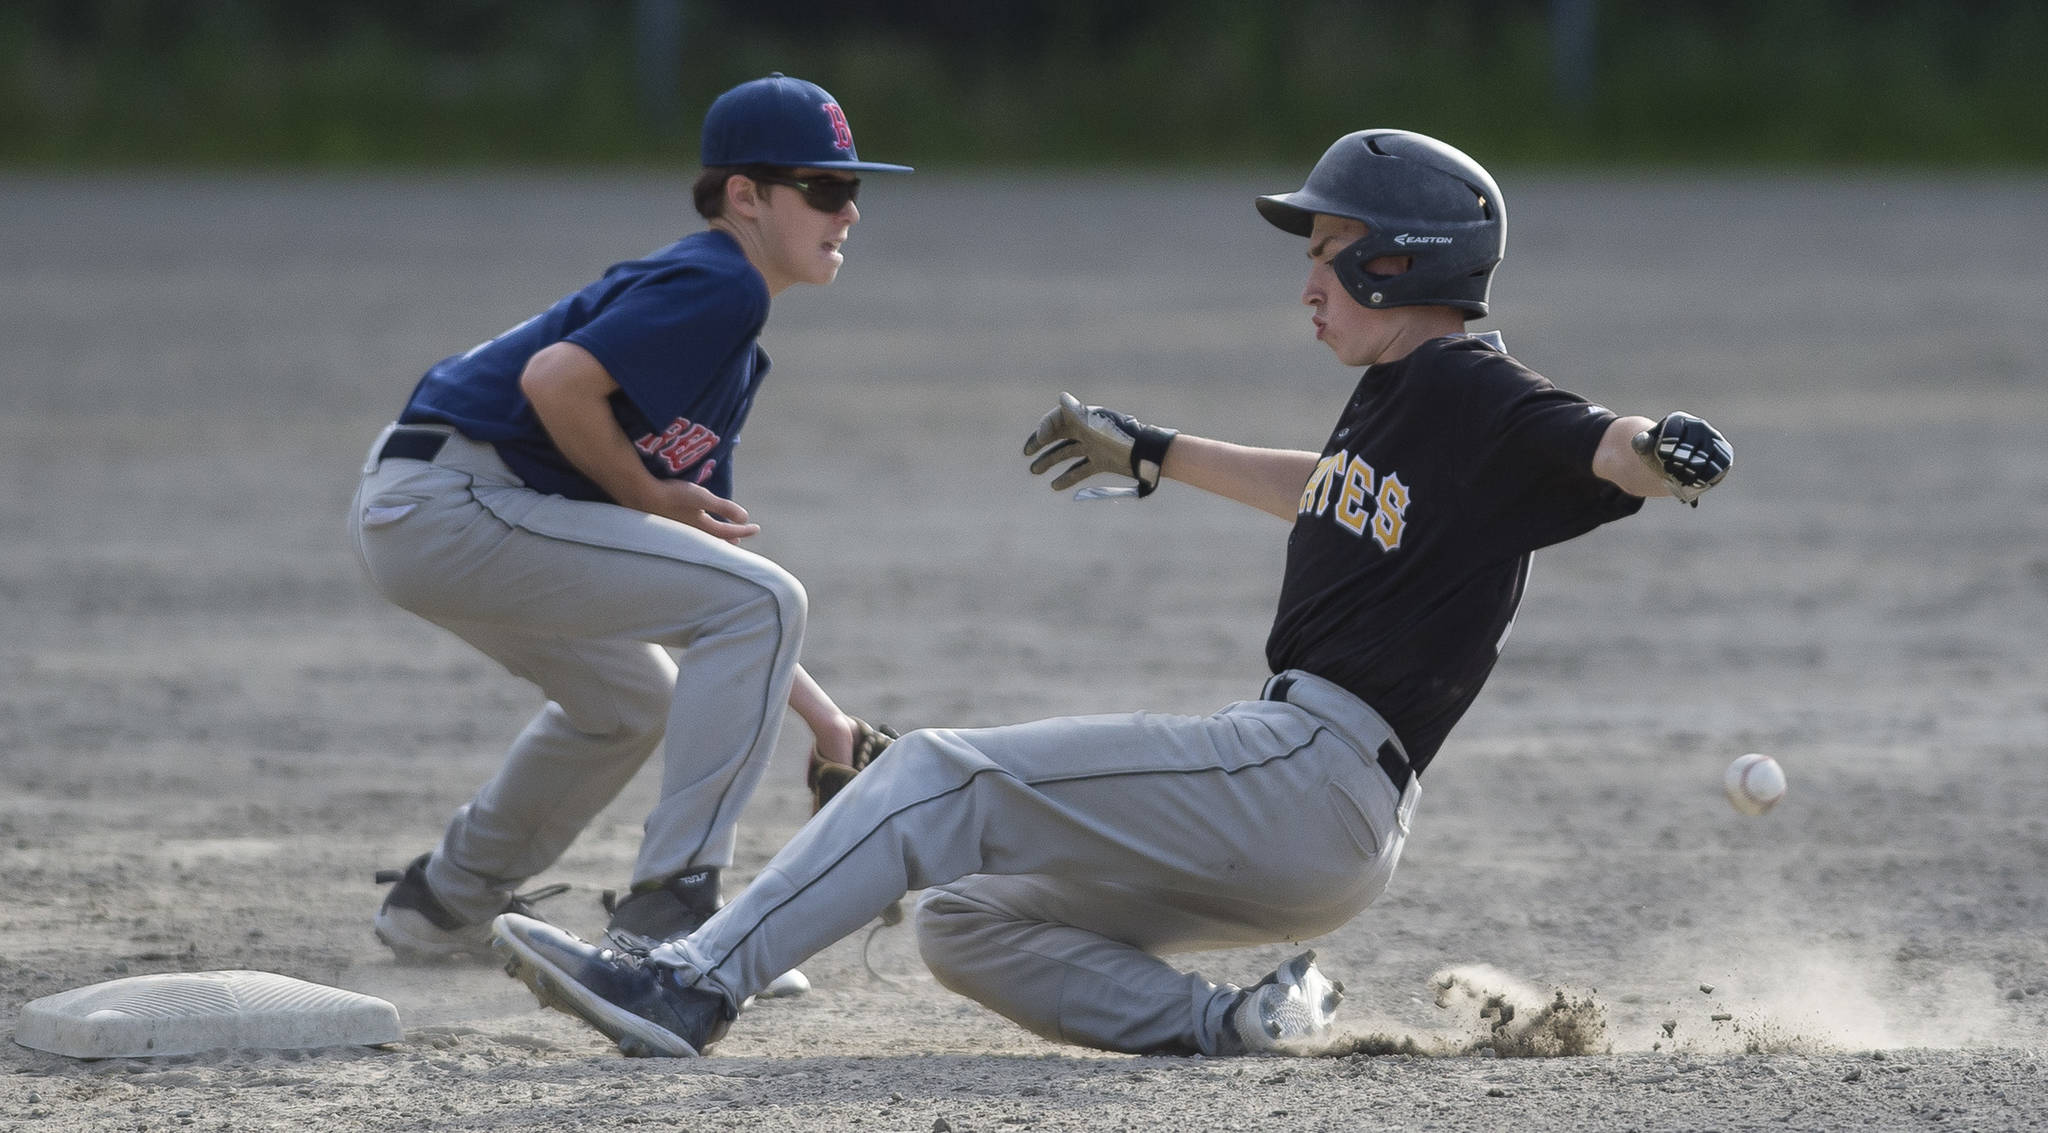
[822,102,853,151]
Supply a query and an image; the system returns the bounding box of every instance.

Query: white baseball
[1723,753,1786,816]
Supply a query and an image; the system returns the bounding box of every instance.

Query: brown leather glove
[807,717,900,814]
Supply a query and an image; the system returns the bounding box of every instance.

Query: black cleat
[600,868,809,998]
[601,867,723,951]
[372,853,566,963]
[492,913,732,1057]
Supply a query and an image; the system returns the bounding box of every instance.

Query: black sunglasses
[751,174,861,213]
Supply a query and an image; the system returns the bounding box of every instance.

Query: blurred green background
[3,0,2042,169]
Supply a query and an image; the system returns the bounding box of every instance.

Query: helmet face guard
[1257,130,1506,319]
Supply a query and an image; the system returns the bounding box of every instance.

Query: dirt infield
[2,170,2044,1130]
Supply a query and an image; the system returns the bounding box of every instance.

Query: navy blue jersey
[1266,335,1643,769]
[398,229,770,503]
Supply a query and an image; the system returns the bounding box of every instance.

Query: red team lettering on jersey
[636,418,722,483]
[1298,450,1411,552]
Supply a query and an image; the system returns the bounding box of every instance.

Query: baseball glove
[808,717,900,814]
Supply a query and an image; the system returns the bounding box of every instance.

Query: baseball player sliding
[490,129,1735,1057]
[349,74,908,986]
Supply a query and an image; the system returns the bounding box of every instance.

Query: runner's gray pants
[654,669,1418,1055]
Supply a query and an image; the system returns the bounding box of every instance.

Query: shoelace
[593,935,692,988]
[606,938,656,962]
[595,889,672,953]
[601,926,668,956]
[506,882,570,913]
[369,867,571,914]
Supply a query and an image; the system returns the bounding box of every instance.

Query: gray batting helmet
[1257,129,1505,319]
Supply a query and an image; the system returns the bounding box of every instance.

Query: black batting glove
[1631,411,1733,507]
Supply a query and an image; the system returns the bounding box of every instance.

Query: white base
[13,970,402,1059]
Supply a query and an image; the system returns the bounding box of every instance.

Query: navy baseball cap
[700,73,913,173]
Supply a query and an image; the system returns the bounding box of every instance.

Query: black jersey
[1266,335,1643,770]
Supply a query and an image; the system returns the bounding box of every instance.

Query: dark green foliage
[1,0,2039,167]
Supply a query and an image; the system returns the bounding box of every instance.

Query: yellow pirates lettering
[1297,449,1413,551]
[1334,454,1375,535]
[1299,452,1347,516]
[1373,472,1410,551]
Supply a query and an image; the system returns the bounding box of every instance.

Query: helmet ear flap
[1331,233,1400,309]
[1330,227,1494,318]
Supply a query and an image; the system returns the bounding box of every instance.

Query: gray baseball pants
[349,424,806,922]
[652,669,1419,1055]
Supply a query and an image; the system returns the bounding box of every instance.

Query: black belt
[1266,675,1414,792]
[377,426,449,464]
